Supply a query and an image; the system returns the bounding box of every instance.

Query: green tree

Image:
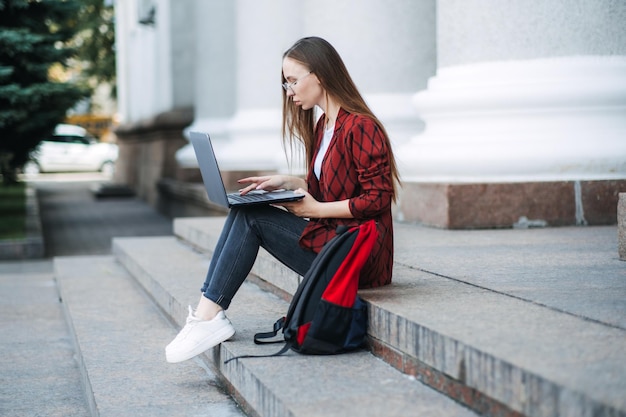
[73,0,116,98]
[0,0,89,184]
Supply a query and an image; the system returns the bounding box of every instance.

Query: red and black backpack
[225,219,378,362]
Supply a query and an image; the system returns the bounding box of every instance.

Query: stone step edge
[111,236,479,417]
[174,231,533,417]
[172,217,626,417]
[361,264,626,417]
[56,258,100,417]
[54,255,243,417]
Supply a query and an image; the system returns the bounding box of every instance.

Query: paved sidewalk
[0,174,174,417]
[0,259,90,417]
[35,175,172,257]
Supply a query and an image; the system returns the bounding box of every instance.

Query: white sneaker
[165,306,235,363]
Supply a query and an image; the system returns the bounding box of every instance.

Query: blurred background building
[112,0,626,228]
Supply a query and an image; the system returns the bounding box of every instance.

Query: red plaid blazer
[299,108,394,288]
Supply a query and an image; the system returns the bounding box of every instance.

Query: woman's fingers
[238,175,285,193]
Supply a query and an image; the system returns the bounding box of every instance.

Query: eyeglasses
[282,71,312,92]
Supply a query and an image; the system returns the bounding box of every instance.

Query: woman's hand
[238,176,353,219]
[278,188,353,219]
[277,188,317,218]
[237,175,301,195]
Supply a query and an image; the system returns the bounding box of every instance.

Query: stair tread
[112,236,479,417]
[367,264,626,412]
[55,255,245,417]
[175,217,625,328]
[172,217,626,415]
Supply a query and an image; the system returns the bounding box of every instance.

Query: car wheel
[23,161,41,176]
[100,161,115,177]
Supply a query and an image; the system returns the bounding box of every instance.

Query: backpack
[224,219,378,363]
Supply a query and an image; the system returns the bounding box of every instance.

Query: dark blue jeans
[201,205,317,309]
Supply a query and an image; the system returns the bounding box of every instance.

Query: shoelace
[173,307,201,340]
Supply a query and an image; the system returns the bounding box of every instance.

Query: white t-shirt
[314,123,334,179]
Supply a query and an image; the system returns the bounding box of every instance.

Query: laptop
[189,131,304,209]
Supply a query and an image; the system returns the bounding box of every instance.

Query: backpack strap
[253,317,285,344]
[223,341,292,364]
[223,317,291,364]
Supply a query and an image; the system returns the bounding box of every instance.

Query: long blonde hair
[281,37,400,198]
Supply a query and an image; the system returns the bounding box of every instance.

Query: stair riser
[368,322,624,417]
[57,273,100,417]
[368,307,624,417]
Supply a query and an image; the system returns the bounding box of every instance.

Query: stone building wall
[113,0,626,227]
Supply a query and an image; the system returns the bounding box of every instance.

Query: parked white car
[25,124,118,176]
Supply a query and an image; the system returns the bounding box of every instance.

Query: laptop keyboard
[228,192,276,203]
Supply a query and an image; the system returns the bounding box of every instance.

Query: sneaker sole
[166,325,235,364]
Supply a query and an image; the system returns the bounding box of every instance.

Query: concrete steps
[54,214,626,417]
[0,260,89,417]
[172,217,626,417]
[54,255,245,417]
[111,235,478,417]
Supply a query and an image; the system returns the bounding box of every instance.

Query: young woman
[166,36,400,363]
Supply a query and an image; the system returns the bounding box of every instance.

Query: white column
[402,57,626,182]
[168,0,195,110]
[215,0,302,173]
[399,0,626,183]
[115,0,160,124]
[177,0,237,168]
[115,0,196,124]
[302,0,435,147]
